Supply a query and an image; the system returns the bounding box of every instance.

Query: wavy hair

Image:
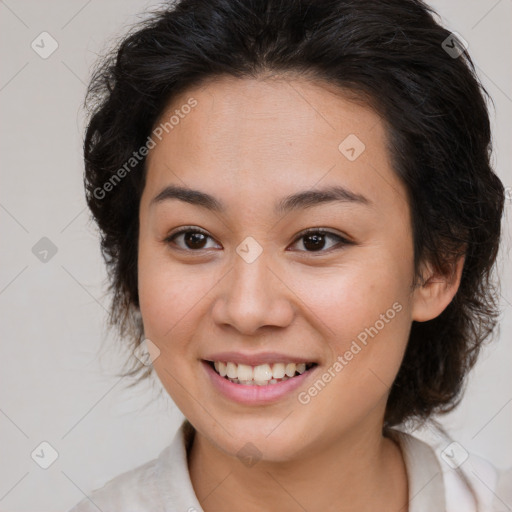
[83,0,505,429]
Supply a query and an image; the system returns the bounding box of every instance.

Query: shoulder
[442,450,500,511]
[495,467,512,511]
[390,428,511,512]
[66,420,201,512]
[66,455,163,512]
[441,450,512,512]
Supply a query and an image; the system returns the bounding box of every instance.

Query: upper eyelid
[166,227,349,249]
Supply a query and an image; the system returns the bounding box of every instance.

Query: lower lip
[202,360,317,405]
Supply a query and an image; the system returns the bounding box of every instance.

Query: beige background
[0,0,511,510]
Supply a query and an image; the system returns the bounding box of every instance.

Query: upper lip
[203,352,317,366]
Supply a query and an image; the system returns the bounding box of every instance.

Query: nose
[211,250,295,336]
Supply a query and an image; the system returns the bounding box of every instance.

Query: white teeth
[253,364,272,381]
[237,363,254,381]
[285,363,296,377]
[226,362,237,379]
[271,363,285,379]
[218,361,227,377]
[211,360,314,384]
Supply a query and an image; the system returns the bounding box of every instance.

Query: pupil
[185,232,206,249]
[183,232,327,251]
[304,233,325,251]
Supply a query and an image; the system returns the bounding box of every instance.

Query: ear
[411,254,465,322]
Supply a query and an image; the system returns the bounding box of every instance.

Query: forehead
[143,75,408,217]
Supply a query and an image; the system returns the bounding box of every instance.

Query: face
[138,74,418,461]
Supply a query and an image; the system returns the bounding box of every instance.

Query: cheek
[137,241,208,341]
[137,246,209,410]
[292,256,412,383]
[290,257,409,337]
[294,270,411,436]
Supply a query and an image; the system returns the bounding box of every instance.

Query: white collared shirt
[67,420,511,512]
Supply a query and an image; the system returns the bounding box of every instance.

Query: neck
[187,422,408,512]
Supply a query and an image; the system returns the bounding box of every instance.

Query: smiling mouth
[205,360,317,386]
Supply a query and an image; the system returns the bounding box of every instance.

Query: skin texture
[138,75,465,512]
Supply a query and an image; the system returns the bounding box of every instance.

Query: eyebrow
[150,184,372,215]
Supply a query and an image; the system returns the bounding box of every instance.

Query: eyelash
[163,226,352,254]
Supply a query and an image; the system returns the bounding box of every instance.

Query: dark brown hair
[83,0,505,428]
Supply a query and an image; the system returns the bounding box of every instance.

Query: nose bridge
[233,243,273,299]
[212,240,294,333]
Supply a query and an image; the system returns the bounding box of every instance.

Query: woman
[69,0,510,510]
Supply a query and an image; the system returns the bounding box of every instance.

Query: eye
[164,227,221,251]
[164,227,351,253]
[288,228,351,253]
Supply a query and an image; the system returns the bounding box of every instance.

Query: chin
[197,413,316,462]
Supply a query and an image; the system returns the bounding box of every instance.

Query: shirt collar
[155,420,447,512]
[387,428,447,511]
